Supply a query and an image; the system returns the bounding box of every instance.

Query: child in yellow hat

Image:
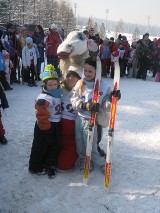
[28,64,61,178]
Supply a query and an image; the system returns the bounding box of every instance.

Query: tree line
[0,0,160,38]
[0,0,76,35]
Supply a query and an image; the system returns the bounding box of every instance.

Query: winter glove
[109,89,121,102]
[81,102,100,112]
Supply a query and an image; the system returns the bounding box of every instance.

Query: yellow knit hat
[40,64,58,82]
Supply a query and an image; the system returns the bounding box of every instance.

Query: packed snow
[0,73,160,213]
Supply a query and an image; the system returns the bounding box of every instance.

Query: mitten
[81,102,100,112]
[109,89,121,102]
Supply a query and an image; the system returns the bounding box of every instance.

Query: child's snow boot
[0,136,8,144]
[32,81,38,87]
[46,167,56,179]
[28,81,33,87]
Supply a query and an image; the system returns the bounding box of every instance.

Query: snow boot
[46,167,56,179]
[32,81,38,87]
[97,145,106,158]
[28,81,33,87]
[29,168,46,175]
[0,136,8,144]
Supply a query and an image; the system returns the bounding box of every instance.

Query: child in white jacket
[22,37,39,87]
[2,50,13,85]
[70,57,112,174]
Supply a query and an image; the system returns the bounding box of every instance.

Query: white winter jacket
[71,79,111,127]
[22,45,38,68]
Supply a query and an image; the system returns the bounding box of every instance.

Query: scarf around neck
[43,86,61,98]
[84,78,95,89]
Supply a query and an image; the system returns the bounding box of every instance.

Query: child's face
[23,29,28,35]
[84,63,96,81]
[119,44,123,49]
[66,75,79,89]
[89,29,94,36]
[4,54,9,59]
[27,42,33,49]
[35,26,40,33]
[46,79,58,91]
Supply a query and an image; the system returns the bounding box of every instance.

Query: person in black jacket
[0,83,9,144]
[136,38,152,80]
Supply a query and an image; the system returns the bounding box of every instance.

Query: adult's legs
[10,55,19,83]
[57,118,78,170]
[101,59,108,77]
[0,72,12,90]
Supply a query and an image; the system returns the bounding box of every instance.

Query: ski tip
[83,178,88,186]
[104,179,110,189]
[104,183,110,188]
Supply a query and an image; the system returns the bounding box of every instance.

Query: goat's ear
[87,39,98,52]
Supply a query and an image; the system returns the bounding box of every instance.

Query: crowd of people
[0,22,63,89]
[0,21,158,179]
[98,31,160,82]
[82,27,160,82]
[0,23,159,91]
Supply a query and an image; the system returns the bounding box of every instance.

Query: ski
[104,61,120,188]
[83,58,101,185]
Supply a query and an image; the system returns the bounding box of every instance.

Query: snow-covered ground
[0,73,160,213]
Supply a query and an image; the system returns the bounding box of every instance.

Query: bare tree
[0,1,8,22]
[86,17,94,29]
[0,0,76,36]
[56,0,75,35]
[132,27,140,42]
[99,22,106,39]
[94,22,98,34]
[115,18,125,38]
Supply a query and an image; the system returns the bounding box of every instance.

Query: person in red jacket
[57,71,80,171]
[108,40,119,78]
[45,23,62,73]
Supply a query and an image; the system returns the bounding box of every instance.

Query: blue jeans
[75,114,105,168]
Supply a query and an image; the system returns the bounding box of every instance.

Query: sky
[72,0,160,27]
